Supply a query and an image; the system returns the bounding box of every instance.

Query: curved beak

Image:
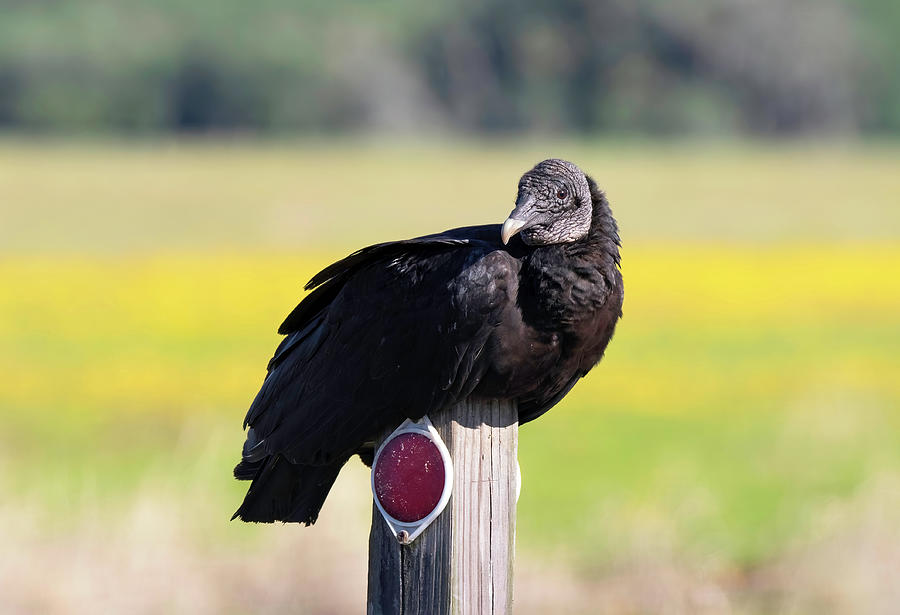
[500,196,537,245]
[501,218,528,245]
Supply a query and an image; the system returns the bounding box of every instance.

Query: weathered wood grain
[367,398,518,615]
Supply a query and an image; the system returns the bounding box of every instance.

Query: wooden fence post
[367,398,518,615]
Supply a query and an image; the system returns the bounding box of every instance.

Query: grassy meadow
[1,141,899,614]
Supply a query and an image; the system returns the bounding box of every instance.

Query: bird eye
[556,188,568,200]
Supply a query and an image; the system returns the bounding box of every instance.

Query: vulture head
[501,158,594,246]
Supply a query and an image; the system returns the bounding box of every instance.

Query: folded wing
[239,225,518,468]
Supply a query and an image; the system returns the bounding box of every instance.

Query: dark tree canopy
[1,0,897,135]
[233,159,623,524]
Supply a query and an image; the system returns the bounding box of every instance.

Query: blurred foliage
[1,0,899,135]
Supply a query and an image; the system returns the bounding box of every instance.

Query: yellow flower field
[2,244,898,421]
[1,141,899,613]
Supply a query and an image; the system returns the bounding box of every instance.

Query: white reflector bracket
[371,416,453,544]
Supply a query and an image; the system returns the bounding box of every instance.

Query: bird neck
[518,187,622,329]
[562,181,621,269]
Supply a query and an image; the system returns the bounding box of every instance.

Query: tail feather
[233,457,264,480]
[232,455,346,525]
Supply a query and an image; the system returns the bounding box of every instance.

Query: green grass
[4,244,898,568]
[2,139,900,255]
[2,140,899,612]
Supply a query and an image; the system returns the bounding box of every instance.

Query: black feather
[232,455,347,525]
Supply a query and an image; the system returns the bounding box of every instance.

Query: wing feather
[239,227,516,466]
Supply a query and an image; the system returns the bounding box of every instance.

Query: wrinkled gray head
[501,159,593,246]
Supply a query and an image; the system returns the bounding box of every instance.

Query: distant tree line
[0,0,898,136]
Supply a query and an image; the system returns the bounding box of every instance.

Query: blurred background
[1,1,899,614]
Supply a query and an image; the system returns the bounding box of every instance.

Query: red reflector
[373,432,446,523]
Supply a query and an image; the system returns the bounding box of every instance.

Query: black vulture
[233,158,623,524]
